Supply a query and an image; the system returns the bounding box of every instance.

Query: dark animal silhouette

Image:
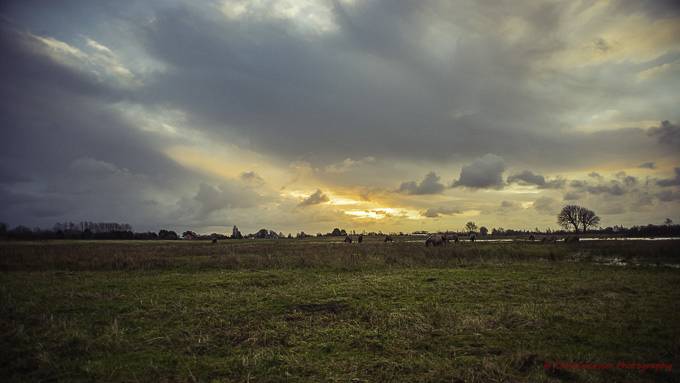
[384,235,393,242]
[528,234,535,241]
[344,235,353,244]
[469,233,476,242]
[358,234,363,243]
[212,238,218,244]
[425,234,448,247]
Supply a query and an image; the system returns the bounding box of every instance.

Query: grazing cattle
[344,235,353,244]
[384,235,393,242]
[212,238,218,244]
[564,236,580,243]
[425,234,447,247]
[528,234,535,241]
[469,233,476,242]
[358,234,363,243]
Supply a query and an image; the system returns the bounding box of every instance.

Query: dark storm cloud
[507,170,565,189]
[298,189,329,207]
[398,172,445,195]
[647,121,680,148]
[4,1,675,171]
[2,0,679,231]
[615,0,680,18]
[0,20,200,229]
[453,154,506,189]
[118,1,673,168]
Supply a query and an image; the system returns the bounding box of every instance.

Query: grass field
[1,239,679,382]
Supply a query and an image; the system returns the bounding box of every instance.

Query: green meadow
[1,239,679,382]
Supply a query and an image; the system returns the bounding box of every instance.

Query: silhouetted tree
[558,205,600,232]
[479,226,488,236]
[578,207,600,232]
[465,221,477,233]
[558,205,581,232]
[231,225,243,239]
[158,229,178,240]
[182,231,198,239]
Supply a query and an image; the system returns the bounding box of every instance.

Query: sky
[1,0,679,235]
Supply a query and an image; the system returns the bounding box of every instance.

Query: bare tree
[557,205,581,232]
[558,205,600,232]
[578,207,600,232]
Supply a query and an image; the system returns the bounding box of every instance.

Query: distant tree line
[1,218,679,241]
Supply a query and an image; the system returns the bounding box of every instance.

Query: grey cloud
[634,193,654,208]
[569,174,639,196]
[240,171,265,185]
[194,182,261,213]
[563,191,581,201]
[533,196,559,215]
[421,207,462,218]
[570,180,587,188]
[507,170,565,189]
[508,170,545,186]
[616,172,638,187]
[70,157,126,175]
[657,168,680,187]
[615,0,680,19]
[647,120,680,148]
[398,172,445,195]
[497,200,521,215]
[171,181,270,226]
[587,183,626,196]
[453,154,506,189]
[600,204,625,215]
[593,37,610,53]
[500,200,519,209]
[639,162,656,169]
[657,190,680,202]
[298,189,329,207]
